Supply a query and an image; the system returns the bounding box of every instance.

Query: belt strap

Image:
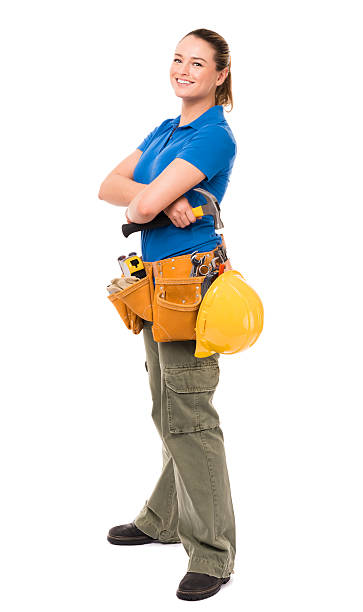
[145,233,227,280]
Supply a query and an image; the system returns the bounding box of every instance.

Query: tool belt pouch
[152,276,203,342]
[108,291,143,334]
[107,265,154,335]
[107,236,227,341]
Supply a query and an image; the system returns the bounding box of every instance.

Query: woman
[99,28,237,601]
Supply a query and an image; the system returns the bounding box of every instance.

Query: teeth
[177,79,193,84]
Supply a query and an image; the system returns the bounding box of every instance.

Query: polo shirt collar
[172,104,224,130]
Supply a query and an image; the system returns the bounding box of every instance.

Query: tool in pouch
[106,252,146,293]
[121,187,223,237]
[118,252,146,279]
[106,252,151,334]
[190,243,229,298]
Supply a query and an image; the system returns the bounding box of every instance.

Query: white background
[1,1,362,610]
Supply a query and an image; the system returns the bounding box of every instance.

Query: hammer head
[192,187,224,230]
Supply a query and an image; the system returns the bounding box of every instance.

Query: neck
[178,98,216,127]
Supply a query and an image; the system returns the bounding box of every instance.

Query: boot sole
[176,576,230,601]
[107,534,181,545]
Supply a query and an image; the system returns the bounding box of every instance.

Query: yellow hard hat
[194,270,264,358]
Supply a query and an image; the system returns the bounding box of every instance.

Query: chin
[172,86,197,100]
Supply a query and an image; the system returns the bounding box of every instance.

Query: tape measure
[118,252,146,279]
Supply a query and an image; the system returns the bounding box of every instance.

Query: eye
[173,58,202,67]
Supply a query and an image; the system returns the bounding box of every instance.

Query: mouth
[175,78,195,86]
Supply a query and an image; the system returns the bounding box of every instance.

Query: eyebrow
[174,53,207,63]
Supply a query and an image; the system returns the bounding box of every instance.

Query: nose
[177,60,191,77]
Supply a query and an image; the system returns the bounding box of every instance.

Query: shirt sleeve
[175,125,237,181]
[136,124,160,152]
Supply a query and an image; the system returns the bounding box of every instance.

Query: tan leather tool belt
[108,234,227,342]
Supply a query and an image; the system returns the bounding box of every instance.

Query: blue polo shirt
[133,104,237,262]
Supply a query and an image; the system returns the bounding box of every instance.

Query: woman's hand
[163,196,199,228]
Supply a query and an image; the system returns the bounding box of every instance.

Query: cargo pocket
[164,362,220,433]
[152,276,203,342]
[117,268,154,322]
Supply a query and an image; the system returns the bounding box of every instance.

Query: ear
[216,66,229,87]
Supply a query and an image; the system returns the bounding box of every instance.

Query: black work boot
[176,572,231,601]
[107,521,180,545]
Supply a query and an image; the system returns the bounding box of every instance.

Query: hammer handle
[122,207,206,237]
[122,211,172,237]
[122,187,219,237]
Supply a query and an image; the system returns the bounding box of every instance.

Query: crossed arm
[98,149,232,268]
[98,148,205,223]
[126,157,206,223]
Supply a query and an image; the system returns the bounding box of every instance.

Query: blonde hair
[180,28,233,112]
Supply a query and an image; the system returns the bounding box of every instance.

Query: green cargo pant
[133,319,236,579]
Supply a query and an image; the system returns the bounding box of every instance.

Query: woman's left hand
[164,196,199,228]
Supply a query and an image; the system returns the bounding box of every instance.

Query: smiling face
[170,35,229,103]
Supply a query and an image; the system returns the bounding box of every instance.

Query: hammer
[121,187,224,238]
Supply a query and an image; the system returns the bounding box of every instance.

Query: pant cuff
[133,518,159,539]
[187,556,234,579]
[133,518,181,543]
